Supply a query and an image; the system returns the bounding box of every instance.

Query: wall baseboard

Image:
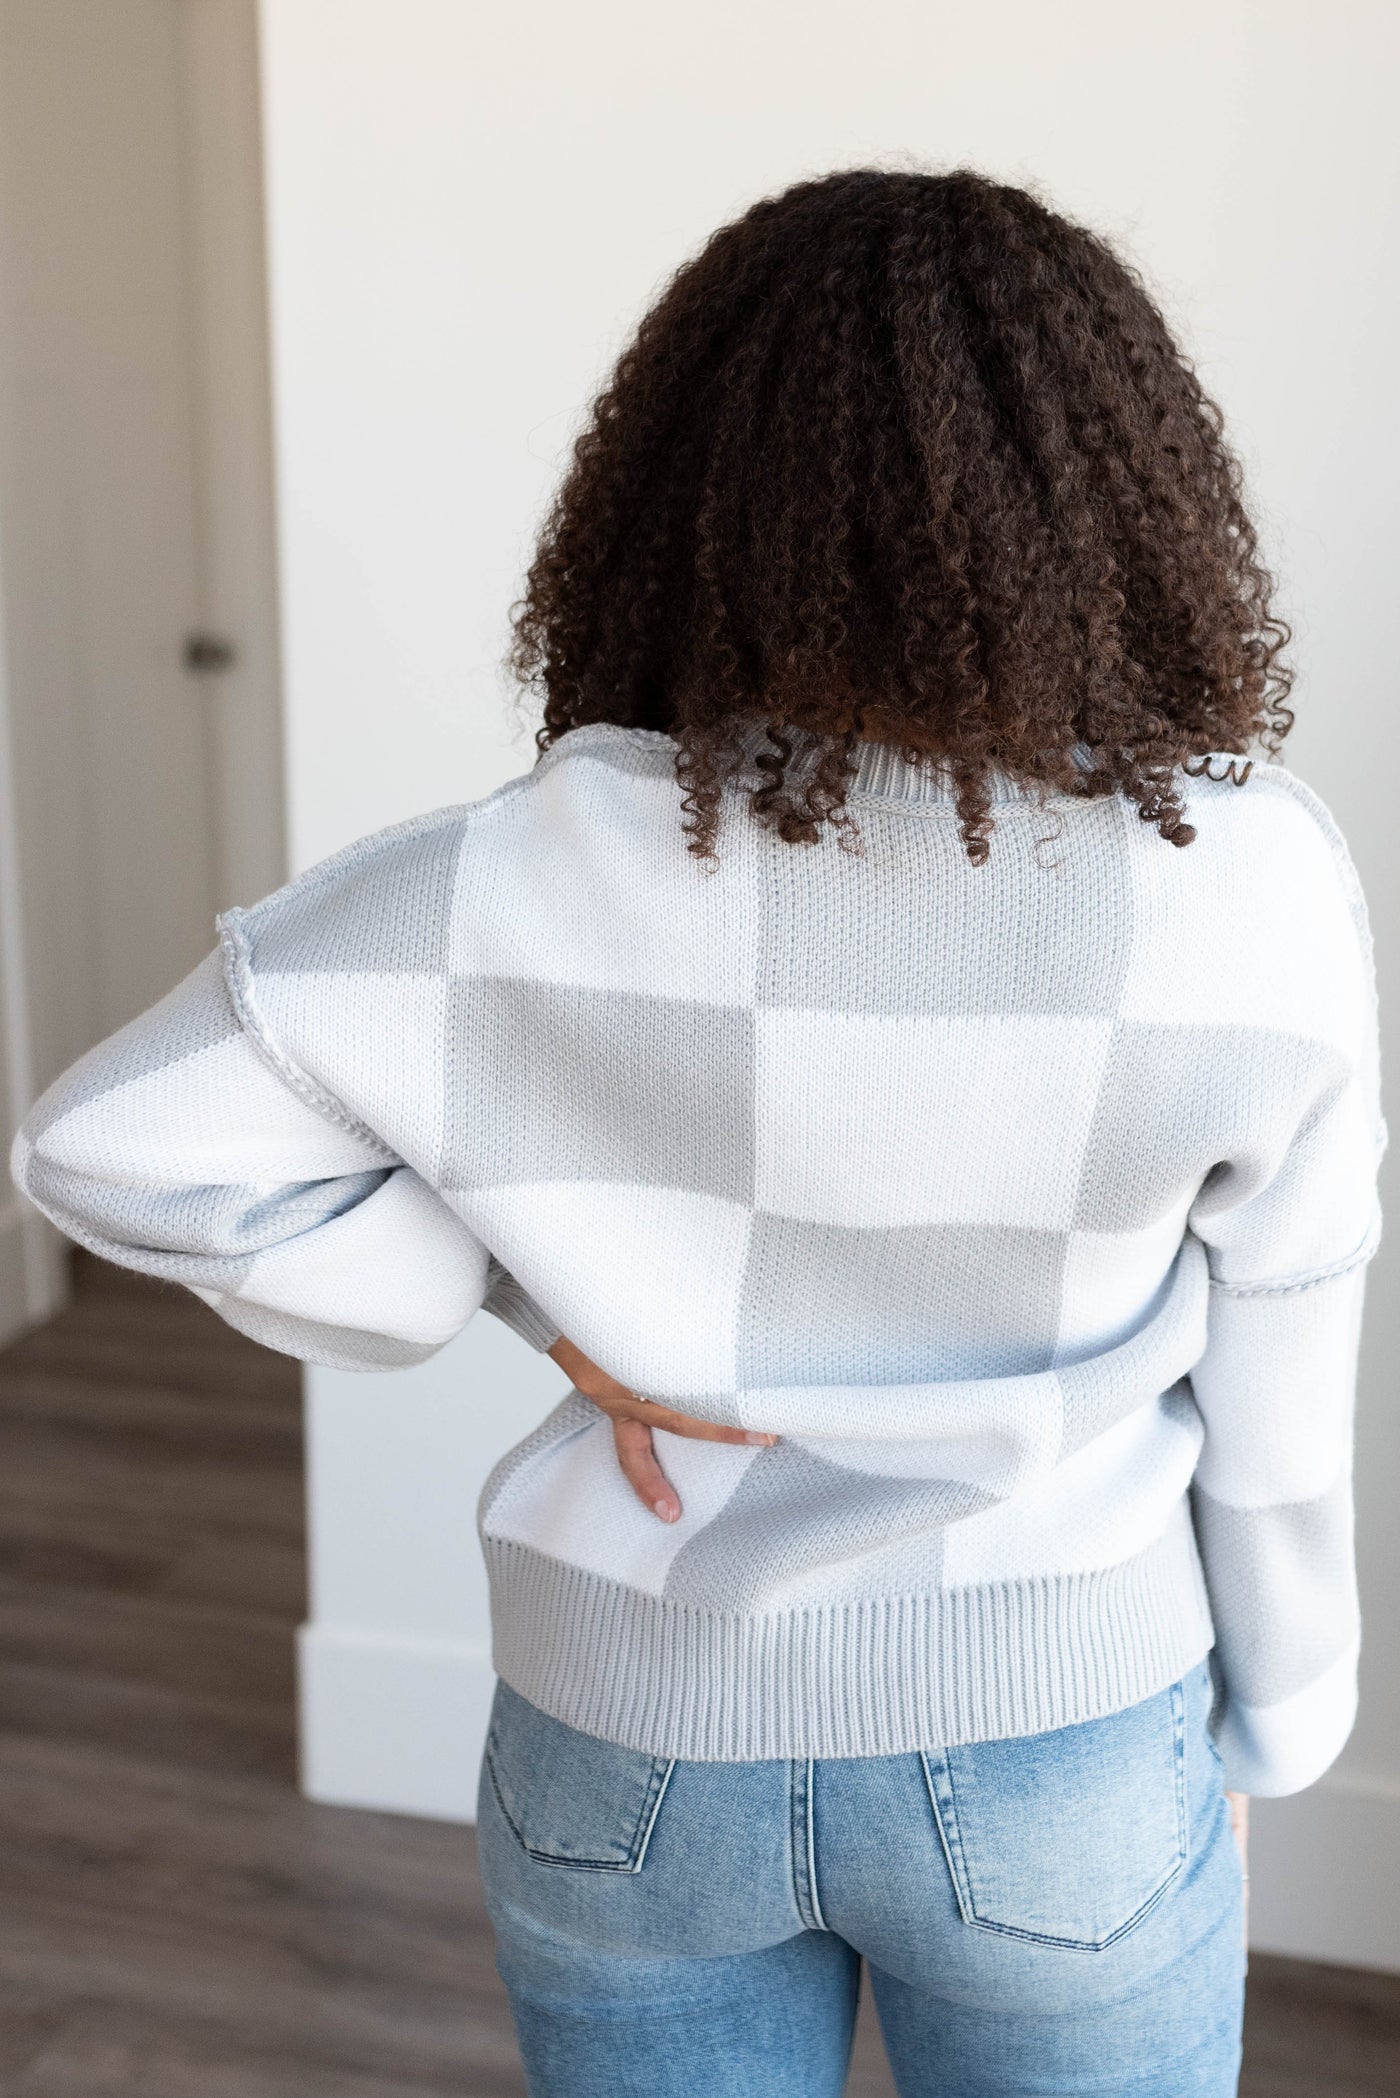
[1250,1773,1400,1971]
[297,1622,497,1824]
[299,1624,1400,1974]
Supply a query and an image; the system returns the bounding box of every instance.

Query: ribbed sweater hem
[484,1514,1215,1761]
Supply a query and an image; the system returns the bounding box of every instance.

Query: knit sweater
[11,727,1384,1795]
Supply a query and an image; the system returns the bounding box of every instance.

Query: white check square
[755,1010,1115,1227]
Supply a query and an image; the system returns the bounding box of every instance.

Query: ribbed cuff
[481,1261,562,1353]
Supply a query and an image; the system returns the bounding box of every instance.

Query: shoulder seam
[529,723,679,784]
[1209,1218,1382,1298]
[1230,763,1372,941]
[235,760,557,932]
[238,803,473,928]
[216,913,399,1162]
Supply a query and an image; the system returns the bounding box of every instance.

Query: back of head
[511,168,1291,862]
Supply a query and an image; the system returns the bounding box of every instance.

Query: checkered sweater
[11,728,1384,1793]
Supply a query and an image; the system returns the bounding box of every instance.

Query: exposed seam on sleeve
[1209,1219,1381,1298]
[216,912,399,1165]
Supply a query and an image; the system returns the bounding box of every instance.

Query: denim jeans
[477,1657,1245,2097]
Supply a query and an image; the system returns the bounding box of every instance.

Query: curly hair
[510,168,1292,861]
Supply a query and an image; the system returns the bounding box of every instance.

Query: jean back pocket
[484,1681,675,1873]
[922,1678,1188,1950]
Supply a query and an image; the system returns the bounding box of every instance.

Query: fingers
[584,1386,776,1449]
[613,1417,681,1523]
[550,1337,778,1448]
[633,1405,776,1448]
[550,1337,777,1514]
[1226,1790,1250,1951]
[1226,1791,1250,1858]
[609,1403,776,1526]
[612,1410,778,1523]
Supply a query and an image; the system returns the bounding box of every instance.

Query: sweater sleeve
[9,945,494,1372]
[1185,815,1385,1797]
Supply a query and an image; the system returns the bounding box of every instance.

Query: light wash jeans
[477,1657,1245,2097]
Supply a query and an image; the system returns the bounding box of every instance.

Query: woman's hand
[1227,1790,1250,1949]
[546,1335,776,1523]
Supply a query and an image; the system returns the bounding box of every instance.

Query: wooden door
[0,0,220,1088]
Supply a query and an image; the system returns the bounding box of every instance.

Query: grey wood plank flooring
[0,1256,1395,2095]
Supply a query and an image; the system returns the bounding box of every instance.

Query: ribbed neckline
[846,738,1040,806]
[580,723,1054,808]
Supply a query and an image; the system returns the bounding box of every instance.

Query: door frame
[0,0,286,1346]
[179,0,287,919]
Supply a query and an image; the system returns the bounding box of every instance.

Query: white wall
[258,0,1400,1965]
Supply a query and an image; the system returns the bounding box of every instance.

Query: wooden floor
[0,1258,1397,2095]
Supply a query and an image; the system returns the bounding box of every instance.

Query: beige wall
[259,0,1400,1963]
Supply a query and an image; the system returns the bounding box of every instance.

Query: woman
[12,170,1383,2097]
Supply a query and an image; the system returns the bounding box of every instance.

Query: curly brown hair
[510,168,1292,861]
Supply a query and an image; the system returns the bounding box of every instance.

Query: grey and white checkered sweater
[11,727,1385,1793]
